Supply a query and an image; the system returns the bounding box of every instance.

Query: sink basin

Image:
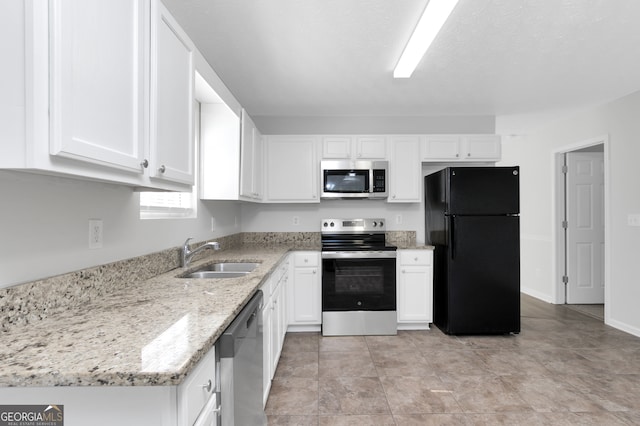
[180,262,260,279]
[183,271,249,279]
[198,262,260,273]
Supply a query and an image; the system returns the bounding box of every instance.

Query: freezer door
[446,215,520,334]
[447,167,519,215]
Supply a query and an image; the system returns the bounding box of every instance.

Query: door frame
[552,135,610,317]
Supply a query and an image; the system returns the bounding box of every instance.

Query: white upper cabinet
[1,0,195,191]
[387,135,422,203]
[240,109,263,201]
[422,135,461,160]
[461,135,502,160]
[422,135,501,162]
[356,136,387,159]
[265,136,319,203]
[199,103,241,200]
[321,135,386,160]
[149,1,195,185]
[49,0,149,174]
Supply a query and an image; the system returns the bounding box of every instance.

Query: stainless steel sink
[184,271,250,279]
[199,262,259,273]
[180,262,260,279]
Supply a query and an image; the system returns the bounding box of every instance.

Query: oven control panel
[321,218,386,233]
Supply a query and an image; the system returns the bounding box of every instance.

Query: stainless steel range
[321,218,397,336]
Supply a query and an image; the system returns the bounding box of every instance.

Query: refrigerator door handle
[450,215,456,260]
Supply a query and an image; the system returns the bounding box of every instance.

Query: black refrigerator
[425,166,520,335]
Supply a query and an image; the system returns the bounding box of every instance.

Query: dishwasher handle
[219,290,263,358]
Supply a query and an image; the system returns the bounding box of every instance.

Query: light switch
[628,214,640,227]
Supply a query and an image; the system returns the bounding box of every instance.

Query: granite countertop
[1,232,429,388]
[0,246,293,388]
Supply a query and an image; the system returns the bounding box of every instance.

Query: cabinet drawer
[178,346,217,426]
[293,252,319,267]
[400,250,432,266]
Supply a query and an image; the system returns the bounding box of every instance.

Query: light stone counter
[0,245,301,387]
[0,230,424,388]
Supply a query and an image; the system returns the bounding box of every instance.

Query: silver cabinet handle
[158,165,166,173]
[140,159,149,168]
[202,379,212,392]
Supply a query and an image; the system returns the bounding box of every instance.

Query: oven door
[321,251,396,312]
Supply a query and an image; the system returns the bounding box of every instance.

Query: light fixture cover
[394,0,459,78]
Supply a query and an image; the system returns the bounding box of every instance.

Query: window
[139,190,195,219]
[139,101,200,220]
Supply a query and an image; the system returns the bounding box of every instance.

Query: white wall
[496,90,640,337]
[241,198,424,237]
[0,171,241,288]
[254,115,495,135]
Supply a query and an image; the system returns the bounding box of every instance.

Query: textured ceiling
[162,0,640,117]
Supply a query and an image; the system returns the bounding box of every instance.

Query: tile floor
[265,295,640,425]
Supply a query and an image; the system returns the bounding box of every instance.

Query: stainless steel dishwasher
[219,291,266,426]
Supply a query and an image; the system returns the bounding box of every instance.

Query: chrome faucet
[181,237,220,268]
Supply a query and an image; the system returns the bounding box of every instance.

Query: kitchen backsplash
[242,231,320,246]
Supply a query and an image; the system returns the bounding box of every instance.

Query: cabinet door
[265,136,319,202]
[261,296,273,406]
[177,346,217,426]
[422,135,461,160]
[397,266,432,322]
[322,136,352,159]
[49,0,148,173]
[356,136,386,159]
[252,127,263,199]
[388,135,421,203]
[271,282,285,374]
[462,135,502,160]
[240,110,261,200]
[291,267,321,323]
[199,103,241,200]
[149,1,195,185]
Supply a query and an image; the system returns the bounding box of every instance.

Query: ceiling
[162,0,640,118]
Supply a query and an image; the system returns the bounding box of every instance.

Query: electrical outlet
[293,216,300,226]
[628,214,640,227]
[211,217,216,232]
[89,219,103,249]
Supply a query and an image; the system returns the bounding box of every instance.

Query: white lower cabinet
[287,251,322,331]
[261,256,289,407]
[0,344,219,426]
[178,346,219,426]
[397,249,433,330]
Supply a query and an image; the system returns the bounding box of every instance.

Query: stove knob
[372,221,378,227]
[379,221,384,227]
[330,222,335,227]
[323,222,328,228]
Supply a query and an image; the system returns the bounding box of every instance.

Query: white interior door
[566,151,605,304]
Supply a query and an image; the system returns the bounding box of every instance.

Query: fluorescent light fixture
[394,0,459,78]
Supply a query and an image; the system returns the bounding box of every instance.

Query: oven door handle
[321,251,397,259]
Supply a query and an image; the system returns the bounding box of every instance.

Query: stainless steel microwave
[320,160,388,199]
